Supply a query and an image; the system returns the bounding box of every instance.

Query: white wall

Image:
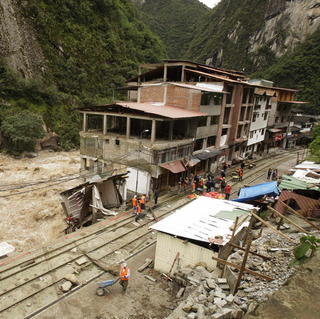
[126,167,151,195]
[154,232,218,274]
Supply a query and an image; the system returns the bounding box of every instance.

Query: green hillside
[135,0,209,59]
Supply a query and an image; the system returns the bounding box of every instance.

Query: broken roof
[150,196,255,245]
[80,102,207,119]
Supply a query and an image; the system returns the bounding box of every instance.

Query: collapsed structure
[78,60,307,195]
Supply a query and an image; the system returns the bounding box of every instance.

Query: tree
[1,111,45,154]
[309,124,320,163]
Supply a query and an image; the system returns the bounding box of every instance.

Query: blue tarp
[233,181,280,203]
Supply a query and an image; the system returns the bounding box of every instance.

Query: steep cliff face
[0,0,46,79]
[185,0,320,72]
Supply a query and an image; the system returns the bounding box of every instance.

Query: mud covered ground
[0,151,80,252]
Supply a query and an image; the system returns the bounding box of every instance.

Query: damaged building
[79,60,305,195]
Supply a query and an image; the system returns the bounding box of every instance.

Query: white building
[150,196,255,273]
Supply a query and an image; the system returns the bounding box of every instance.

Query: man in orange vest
[139,195,146,210]
[131,195,137,212]
[119,262,130,292]
[135,202,142,222]
[224,184,232,200]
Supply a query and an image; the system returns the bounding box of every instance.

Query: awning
[185,157,201,167]
[160,160,186,173]
[195,149,221,160]
[233,181,280,202]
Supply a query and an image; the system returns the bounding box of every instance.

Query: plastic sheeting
[233,181,280,202]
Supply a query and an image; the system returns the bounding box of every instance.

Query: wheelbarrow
[231,171,240,182]
[96,278,120,296]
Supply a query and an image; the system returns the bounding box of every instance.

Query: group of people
[267,168,278,181]
[131,194,146,222]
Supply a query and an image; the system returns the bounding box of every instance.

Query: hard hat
[122,262,127,267]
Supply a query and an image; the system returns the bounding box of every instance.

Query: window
[250,131,254,138]
[198,117,207,127]
[115,138,120,146]
[210,116,219,125]
[207,136,216,147]
[261,128,265,135]
[226,85,233,104]
[222,128,228,136]
[201,93,211,105]
[194,139,203,151]
[242,88,249,104]
[212,94,222,105]
[252,113,258,122]
[223,108,231,124]
[263,112,268,121]
[240,107,246,121]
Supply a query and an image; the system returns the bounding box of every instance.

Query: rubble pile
[227,231,301,303]
[167,229,313,319]
[169,266,245,319]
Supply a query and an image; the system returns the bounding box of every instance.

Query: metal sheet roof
[159,160,186,173]
[118,102,207,119]
[279,175,320,191]
[194,149,221,160]
[293,170,320,184]
[295,161,320,172]
[168,82,226,93]
[150,196,255,245]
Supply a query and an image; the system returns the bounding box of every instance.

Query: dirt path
[0,151,80,252]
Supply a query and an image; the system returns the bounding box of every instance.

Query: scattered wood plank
[138,258,153,272]
[161,273,172,281]
[234,235,252,294]
[250,210,295,243]
[280,201,320,231]
[168,252,180,276]
[211,255,273,281]
[144,275,157,282]
[268,206,310,234]
[229,243,271,260]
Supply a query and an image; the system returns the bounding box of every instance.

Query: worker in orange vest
[119,262,130,292]
[238,168,244,181]
[224,184,232,200]
[140,195,146,210]
[135,202,142,222]
[131,195,137,212]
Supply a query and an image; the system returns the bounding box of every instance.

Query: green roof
[279,175,320,191]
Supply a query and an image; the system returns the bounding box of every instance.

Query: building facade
[79,60,304,195]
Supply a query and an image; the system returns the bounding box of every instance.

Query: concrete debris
[166,228,307,319]
[64,274,80,285]
[60,281,73,292]
[75,256,88,266]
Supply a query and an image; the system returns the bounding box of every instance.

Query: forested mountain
[132,0,209,59]
[0,0,165,151]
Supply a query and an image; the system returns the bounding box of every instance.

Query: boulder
[182,302,194,313]
[206,279,217,290]
[64,274,80,285]
[60,281,72,292]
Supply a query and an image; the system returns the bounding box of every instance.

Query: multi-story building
[79,60,303,195]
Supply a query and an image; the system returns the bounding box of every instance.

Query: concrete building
[79,60,304,194]
[150,196,254,273]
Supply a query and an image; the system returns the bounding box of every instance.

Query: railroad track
[0,194,191,319]
[0,150,298,319]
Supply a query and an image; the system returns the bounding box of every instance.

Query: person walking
[272,169,278,181]
[135,202,142,222]
[220,177,226,193]
[154,189,160,205]
[139,194,146,210]
[224,184,232,200]
[240,161,245,170]
[223,162,228,174]
[238,168,244,181]
[267,168,272,180]
[131,195,137,212]
[119,263,130,293]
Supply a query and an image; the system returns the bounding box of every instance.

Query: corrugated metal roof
[293,170,320,184]
[80,102,207,119]
[279,175,320,191]
[118,102,207,119]
[275,190,320,217]
[150,196,255,245]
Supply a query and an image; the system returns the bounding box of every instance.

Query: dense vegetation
[134,0,209,59]
[254,29,320,115]
[1,0,165,153]
[22,0,165,99]
[310,124,320,162]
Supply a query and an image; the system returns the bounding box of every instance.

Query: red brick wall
[166,85,201,111]
[140,86,164,103]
